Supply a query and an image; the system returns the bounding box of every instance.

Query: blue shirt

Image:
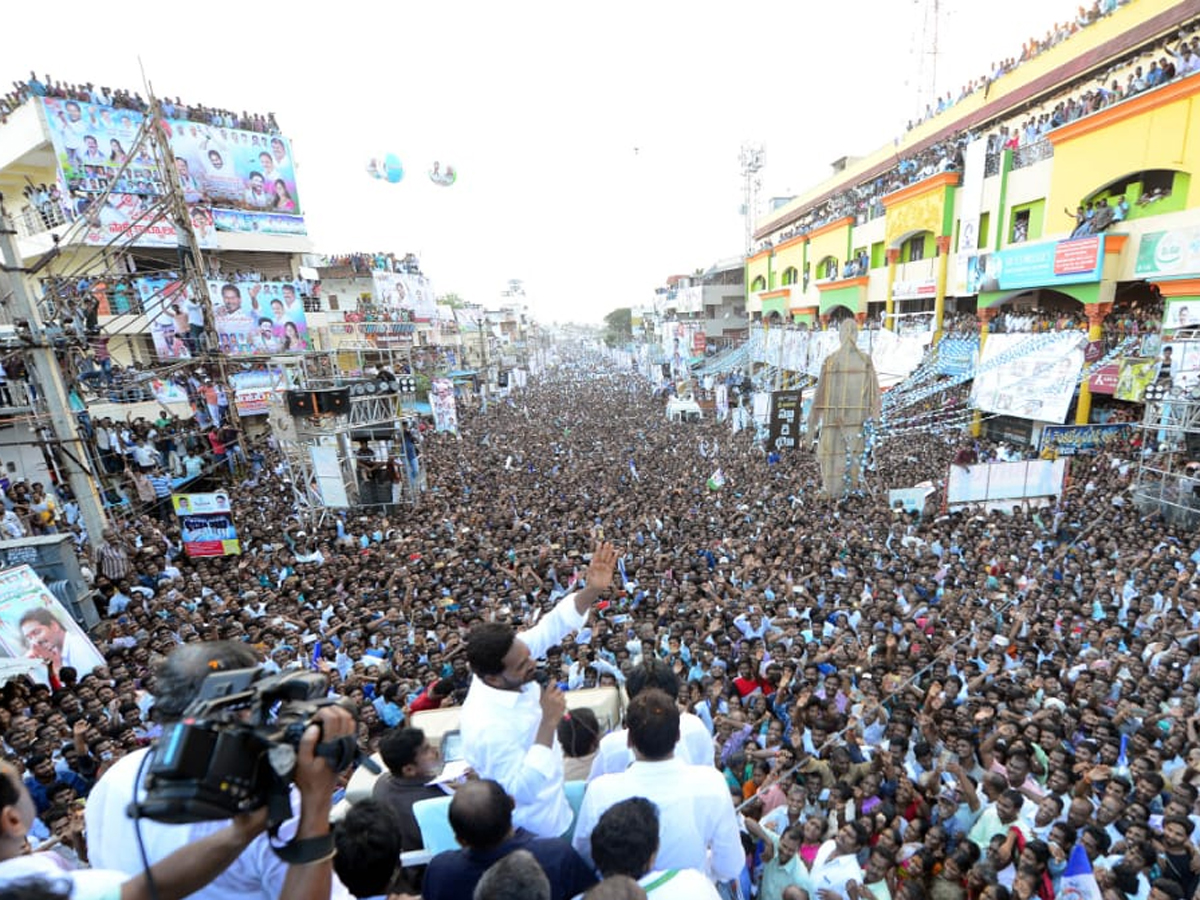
[422,829,596,900]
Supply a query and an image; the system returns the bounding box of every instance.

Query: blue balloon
[384,153,404,184]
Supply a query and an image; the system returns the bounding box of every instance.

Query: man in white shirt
[576,796,721,898]
[85,640,356,900]
[461,542,617,838]
[588,659,715,778]
[572,689,744,882]
[806,821,869,899]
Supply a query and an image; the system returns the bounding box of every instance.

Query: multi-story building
[0,86,315,492]
[748,0,1200,427]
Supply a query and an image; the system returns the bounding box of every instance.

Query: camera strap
[270,830,336,865]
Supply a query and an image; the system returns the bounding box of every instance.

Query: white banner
[954,138,989,294]
[947,459,1067,505]
[969,332,1085,423]
[310,445,349,508]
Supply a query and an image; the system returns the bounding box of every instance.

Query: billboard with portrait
[208,279,310,356]
[172,493,240,557]
[371,272,438,322]
[135,275,195,360]
[0,565,104,686]
[430,378,459,433]
[40,98,305,246]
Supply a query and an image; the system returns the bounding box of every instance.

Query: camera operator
[1,759,265,899]
[84,641,355,900]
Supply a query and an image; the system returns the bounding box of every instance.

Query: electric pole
[0,199,109,549]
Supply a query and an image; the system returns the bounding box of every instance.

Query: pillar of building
[884,248,902,332]
[1075,302,1112,426]
[970,307,997,437]
[933,235,953,342]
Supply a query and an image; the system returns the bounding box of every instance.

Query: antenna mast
[739,142,765,256]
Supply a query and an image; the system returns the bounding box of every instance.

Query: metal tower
[739,142,765,256]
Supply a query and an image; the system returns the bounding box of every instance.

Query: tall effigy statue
[806,319,882,497]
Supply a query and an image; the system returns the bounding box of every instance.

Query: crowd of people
[905,0,1136,133]
[0,352,1194,900]
[1,71,280,134]
[756,11,1200,258]
[316,253,426,278]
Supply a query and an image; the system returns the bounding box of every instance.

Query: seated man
[371,726,444,890]
[572,690,743,883]
[422,779,597,900]
[583,797,720,898]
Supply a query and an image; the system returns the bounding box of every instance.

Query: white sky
[6,0,1088,322]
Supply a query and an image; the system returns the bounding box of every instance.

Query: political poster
[0,565,104,686]
[172,492,241,557]
[209,280,310,356]
[135,275,195,360]
[430,378,459,433]
[969,333,1086,423]
[1114,358,1161,402]
[371,272,438,322]
[1164,300,1200,330]
[1040,424,1135,456]
[768,390,803,451]
[40,97,304,246]
[229,369,282,416]
[947,459,1067,507]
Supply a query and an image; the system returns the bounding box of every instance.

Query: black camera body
[136,667,357,825]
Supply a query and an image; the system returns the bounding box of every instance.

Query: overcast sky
[6,0,1088,322]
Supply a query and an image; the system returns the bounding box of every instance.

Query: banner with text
[1134,226,1200,278]
[969,332,1086,423]
[966,236,1104,294]
[768,390,803,451]
[172,492,241,557]
[40,98,304,246]
[1040,423,1134,455]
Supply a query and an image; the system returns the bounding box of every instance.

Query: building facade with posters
[746,0,1200,430]
[0,95,317,362]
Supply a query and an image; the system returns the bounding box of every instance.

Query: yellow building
[747,0,1200,426]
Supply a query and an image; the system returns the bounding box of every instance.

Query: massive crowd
[0,353,1195,900]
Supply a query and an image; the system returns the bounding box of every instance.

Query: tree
[602,307,632,347]
[438,292,466,309]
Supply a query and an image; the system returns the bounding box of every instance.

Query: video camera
[133,667,360,828]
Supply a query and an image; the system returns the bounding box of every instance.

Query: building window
[781,267,799,286]
[1011,210,1030,244]
[906,235,925,262]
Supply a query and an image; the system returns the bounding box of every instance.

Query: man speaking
[461,541,617,837]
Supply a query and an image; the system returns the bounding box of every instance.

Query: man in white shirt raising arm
[461,541,618,838]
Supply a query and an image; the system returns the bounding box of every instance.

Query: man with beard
[461,542,616,838]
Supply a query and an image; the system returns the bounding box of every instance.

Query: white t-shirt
[85,746,352,900]
[0,851,125,900]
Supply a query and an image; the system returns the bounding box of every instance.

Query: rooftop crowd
[1,71,281,134]
[756,11,1200,256]
[0,351,1194,900]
